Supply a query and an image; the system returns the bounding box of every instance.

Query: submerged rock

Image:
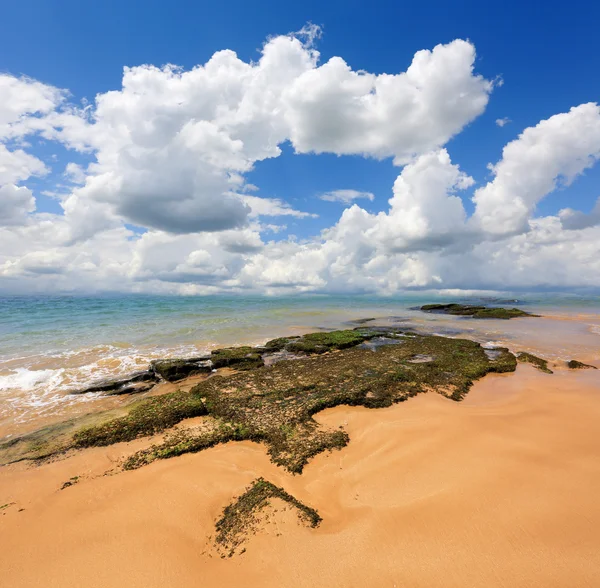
[419,303,536,319]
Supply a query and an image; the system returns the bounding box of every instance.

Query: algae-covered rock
[516,352,553,374]
[419,303,536,319]
[121,334,516,474]
[210,347,264,370]
[285,330,368,354]
[150,357,213,382]
[567,360,597,370]
[7,330,518,473]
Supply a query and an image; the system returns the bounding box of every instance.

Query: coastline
[2,299,599,440]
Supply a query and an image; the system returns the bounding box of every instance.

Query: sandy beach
[1,358,599,587]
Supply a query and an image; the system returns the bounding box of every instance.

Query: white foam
[0,367,64,392]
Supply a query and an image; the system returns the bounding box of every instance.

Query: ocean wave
[0,367,65,392]
[0,342,217,425]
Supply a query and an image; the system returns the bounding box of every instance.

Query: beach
[1,297,599,587]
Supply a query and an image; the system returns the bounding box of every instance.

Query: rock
[150,358,213,382]
[210,347,264,370]
[419,303,536,319]
[567,360,597,370]
[73,370,158,395]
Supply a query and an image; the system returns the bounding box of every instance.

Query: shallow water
[0,293,599,436]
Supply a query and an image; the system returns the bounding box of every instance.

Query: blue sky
[3,0,600,234]
[1,0,600,294]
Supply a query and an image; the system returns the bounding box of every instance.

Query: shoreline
[1,305,599,441]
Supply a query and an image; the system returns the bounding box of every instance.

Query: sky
[1,0,600,295]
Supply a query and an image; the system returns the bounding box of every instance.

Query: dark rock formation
[150,357,213,382]
[72,370,158,395]
[419,303,536,319]
[567,360,597,370]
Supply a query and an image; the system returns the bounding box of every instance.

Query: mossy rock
[14,330,518,472]
[151,358,213,382]
[211,347,264,370]
[285,330,367,354]
[72,391,207,448]
[516,352,553,374]
[567,360,597,370]
[420,303,536,319]
[121,333,516,474]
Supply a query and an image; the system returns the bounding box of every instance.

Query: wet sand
[1,362,600,587]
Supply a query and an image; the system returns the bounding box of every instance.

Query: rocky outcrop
[150,357,213,382]
[567,360,597,370]
[419,303,537,319]
[72,370,158,395]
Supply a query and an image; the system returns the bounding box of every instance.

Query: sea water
[1,293,599,435]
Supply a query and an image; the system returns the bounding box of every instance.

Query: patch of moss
[263,336,300,351]
[567,360,597,370]
[420,303,535,319]
[211,347,264,370]
[214,477,321,557]
[73,390,207,448]
[285,330,367,354]
[517,352,553,374]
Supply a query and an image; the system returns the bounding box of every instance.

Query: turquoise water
[1,293,599,433]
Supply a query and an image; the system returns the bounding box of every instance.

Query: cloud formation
[1,29,600,295]
[319,190,375,204]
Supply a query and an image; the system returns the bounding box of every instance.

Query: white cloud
[240,195,317,218]
[1,31,600,295]
[319,189,375,204]
[472,103,600,235]
[559,197,600,230]
[283,39,493,164]
[0,184,36,226]
[496,117,511,127]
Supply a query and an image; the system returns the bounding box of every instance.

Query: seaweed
[516,352,553,374]
[214,477,321,557]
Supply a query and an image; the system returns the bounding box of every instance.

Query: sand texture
[1,361,600,587]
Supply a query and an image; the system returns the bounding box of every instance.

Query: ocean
[1,293,599,436]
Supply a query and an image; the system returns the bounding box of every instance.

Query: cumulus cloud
[319,189,375,204]
[559,197,600,230]
[2,30,600,295]
[472,103,600,235]
[496,117,511,127]
[283,39,493,164]
[0,184,36,226]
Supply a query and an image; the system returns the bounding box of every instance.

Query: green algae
[73,391,207,448]
[516,352,553,374]
[214,477,321,557]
